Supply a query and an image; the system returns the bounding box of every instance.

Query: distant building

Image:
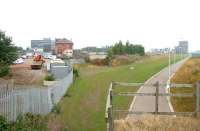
[81,46,109,53]
[150,48,170,54]
[55,38,73,58]
[191,51,200,57]
[31,38,54,53]
[88,52,107,60]
[82,46,97,53]
[175,41,188,54]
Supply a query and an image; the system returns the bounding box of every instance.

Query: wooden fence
[105,81,200,131]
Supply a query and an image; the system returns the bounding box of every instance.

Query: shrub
[0,113,48,131]
[90,59,108,66]
[12,113,48,131]
[73,68,79,78]
[0,66,10,77]
[51,104,61,114]
[0,115,9,130]
[84,57,90,63]
[64,92,71,97]
[44,74,55,81]
[62,127,69,131]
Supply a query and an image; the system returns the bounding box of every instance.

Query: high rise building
[175,41,188,54]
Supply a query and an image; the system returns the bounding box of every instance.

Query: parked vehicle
[21,55,28,59]
[26,53,33,58]
[14,58,24,64]
[43,54,56,60]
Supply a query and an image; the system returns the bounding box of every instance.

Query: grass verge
[114,115,200,131]
[171,58,200,112]
[49,55,183,131]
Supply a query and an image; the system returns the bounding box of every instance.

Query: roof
[55,38,73,44]
[192,51,200,54]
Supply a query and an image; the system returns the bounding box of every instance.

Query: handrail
[112,81,193,88]
[105,83,113,120]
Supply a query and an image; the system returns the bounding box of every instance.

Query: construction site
[3,58,46,86]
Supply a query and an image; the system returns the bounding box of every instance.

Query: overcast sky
[0,0,199,51]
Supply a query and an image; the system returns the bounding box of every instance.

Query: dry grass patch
[114,115,200,131]
[171,58,200,83]
[171,58,200,112]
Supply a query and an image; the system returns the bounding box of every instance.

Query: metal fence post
[195,82,200,117]
[155,81,159,114]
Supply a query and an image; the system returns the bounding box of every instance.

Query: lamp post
[173,50,175,65]
[167,48,171,89]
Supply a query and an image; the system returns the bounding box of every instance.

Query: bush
[44,74,55,81]
[51,104,61,114]
[12,113,48,131]
[111,55,142,66]
[0,66,10,77]
[62,127,69,131]
[0,115,9,130]
[64,92,71,97]
[90,59,108,66]
[0,113,48,131]
[73,68,79,78]
[84,57,90,63]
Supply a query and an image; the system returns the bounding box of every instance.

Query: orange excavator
[31,54,45,69]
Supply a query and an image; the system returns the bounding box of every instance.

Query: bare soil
[1,58,47,86]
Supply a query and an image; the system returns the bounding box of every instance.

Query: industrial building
[31,38,74,58]
[31,38,55,52]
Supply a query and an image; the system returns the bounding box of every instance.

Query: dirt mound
[2,59,47,86]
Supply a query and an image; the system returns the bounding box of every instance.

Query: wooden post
[110,87,113,106]
[108,84,114,131]
[108,107,113,131]
[155,81,159,114]
[195,82,200,117]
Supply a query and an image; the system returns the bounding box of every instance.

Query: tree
[0,30,18,76]
[106,48,114,66]
[109,40,145,56]
[125,40,130,54]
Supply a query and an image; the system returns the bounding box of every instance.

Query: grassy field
[171,58,200,112]
[49,55,183,131]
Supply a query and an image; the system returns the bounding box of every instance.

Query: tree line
[0,30,18,76]
[110,40,145,56]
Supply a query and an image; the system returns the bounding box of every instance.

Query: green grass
[52,55,183,131]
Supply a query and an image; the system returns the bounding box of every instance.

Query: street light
[168,48,171,87]
[173,50,175,65]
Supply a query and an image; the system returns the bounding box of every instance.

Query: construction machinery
[31,54,45,69]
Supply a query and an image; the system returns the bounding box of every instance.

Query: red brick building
[55,38,73,57]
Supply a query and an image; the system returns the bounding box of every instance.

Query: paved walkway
[130,58,189,113]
